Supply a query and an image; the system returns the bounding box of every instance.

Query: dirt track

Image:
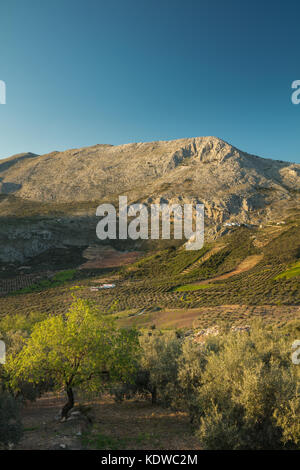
[197,254,264,284]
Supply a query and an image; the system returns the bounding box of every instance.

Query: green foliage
[176,321,300,449]
[281,319,300,338]
[0,311,47,368]
[175,284,213,292]
[274,261,300,280]
[0,311,46,336]
[274,397,300,446]
[15,269,77,294]
[8,298,139,413]
[191,249,231,278]
[0,311,53,403]
[53,269,76,282]
[112,369,152,402]
[264,224,300,265]
[175,336,220,420]
[139,331,182,405]
[113,331,182,405]
[125,246,209,280]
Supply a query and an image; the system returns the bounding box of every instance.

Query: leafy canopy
[9,298,139,393]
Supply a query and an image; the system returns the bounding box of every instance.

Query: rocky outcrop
[0,137,299,262]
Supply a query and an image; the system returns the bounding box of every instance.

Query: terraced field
[0,272,53,296]
[180,244,225,275]
[0,216,299,329]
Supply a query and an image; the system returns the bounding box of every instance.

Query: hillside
[1,138,300,452]
[0,213,299,329]
[1,137,300,211]
[0,136,300,263]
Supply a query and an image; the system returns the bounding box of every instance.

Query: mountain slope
[1,137,299,202]
[0,137,299,262]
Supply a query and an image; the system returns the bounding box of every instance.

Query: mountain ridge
[1,136,299,203]
[0,136,299,263]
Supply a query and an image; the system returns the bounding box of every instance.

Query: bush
[0,311,52,402]
[176,335,220,423]
[112,369,152,402]
[138,331,182,405]
[0,391,23,448]
[177,321,300,449]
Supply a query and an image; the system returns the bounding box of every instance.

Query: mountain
[0,137,299,263]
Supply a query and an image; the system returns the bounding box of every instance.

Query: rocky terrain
[0,136,299,263]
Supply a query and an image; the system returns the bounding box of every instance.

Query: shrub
[176,335,220,422]
[0,391,23,448]
[112,369,152,402]
[138,331,182,405]
[177,321,300,449]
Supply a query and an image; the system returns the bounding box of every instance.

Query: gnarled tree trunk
[61,386,74,420]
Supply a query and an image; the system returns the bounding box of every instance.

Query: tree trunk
[61,386,74,420]
[151,386,157,405]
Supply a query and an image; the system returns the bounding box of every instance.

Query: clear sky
[0,0,299,162]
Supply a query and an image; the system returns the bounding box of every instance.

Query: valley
[0,137,300,451]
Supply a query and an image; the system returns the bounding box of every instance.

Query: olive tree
[139,331,182,405]
[177,321,300,449]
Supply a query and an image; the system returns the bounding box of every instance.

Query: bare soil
[16,393,200,450]
[119,305,300,330]
[79,247,142,269]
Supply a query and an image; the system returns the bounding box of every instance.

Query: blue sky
[0,0,299,162]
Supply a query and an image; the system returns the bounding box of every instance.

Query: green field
[274,261,300,280]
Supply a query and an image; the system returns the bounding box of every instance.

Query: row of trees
[113,321,300,449]
[0,298,299,449]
